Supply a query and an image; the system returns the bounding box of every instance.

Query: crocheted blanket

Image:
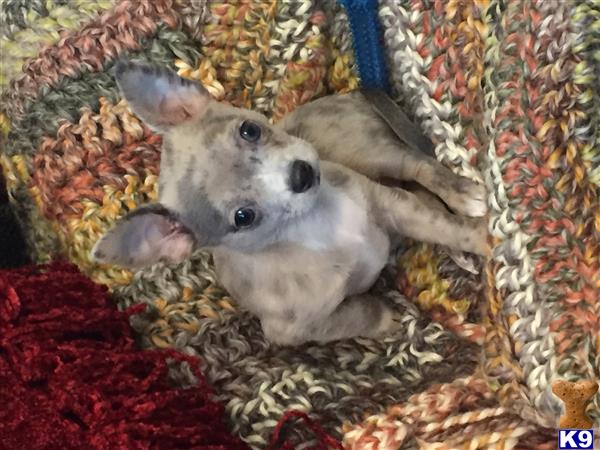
[0,262,252,449]
[1,1,598,448]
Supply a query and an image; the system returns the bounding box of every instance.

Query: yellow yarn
[72,174,158,287]
[175,58,226,101]
[400,244,472,315]
[328,52,360,94]
[0,113,10,137]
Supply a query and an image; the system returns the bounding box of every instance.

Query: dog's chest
[291,190,389,293]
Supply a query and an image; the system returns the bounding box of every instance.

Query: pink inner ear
[158,219,195,263]
[139,214,194,264]
[160,232,194,263]
[158,94,203,126]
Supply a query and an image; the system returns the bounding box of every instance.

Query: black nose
[290,160,316,194]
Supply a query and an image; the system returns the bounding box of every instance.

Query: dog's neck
[274,180,369,252]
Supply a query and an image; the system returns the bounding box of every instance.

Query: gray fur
[177,182,231,246]
[93,61,489,346]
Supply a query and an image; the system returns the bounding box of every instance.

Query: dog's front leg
[369,183,489,256]
[261,294,397,345]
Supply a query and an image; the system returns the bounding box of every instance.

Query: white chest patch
[284,185,390,294]
[333,193,370,246]
[287,188,368,251]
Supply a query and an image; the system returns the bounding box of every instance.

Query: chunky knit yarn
[1,1,598,449]
[0,261,251,450]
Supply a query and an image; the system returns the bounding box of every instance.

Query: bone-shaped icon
[552,379,599,429]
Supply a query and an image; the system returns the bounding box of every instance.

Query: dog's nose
[290,160,316,194]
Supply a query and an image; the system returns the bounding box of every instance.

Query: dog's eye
[239,120,261,142]
[234,207,256,228]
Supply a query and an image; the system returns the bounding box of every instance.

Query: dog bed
[1,0,598,448]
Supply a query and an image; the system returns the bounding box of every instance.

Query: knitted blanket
[1,1,598,449]
[0,262,251,449]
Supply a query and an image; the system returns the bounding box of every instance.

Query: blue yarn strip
[339,0,390,92]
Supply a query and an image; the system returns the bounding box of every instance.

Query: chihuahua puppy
[92,61,488,345]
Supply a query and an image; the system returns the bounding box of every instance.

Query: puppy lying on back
[93,61,488,345]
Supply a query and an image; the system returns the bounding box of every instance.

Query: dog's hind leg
[280,92,487,218]
[366,180,489,256]
[261,294,399,345]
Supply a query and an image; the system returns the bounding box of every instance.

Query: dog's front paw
[446,178,488,217]
[374,306,404,338]
[470,216,491,256]
[445,248,481,274]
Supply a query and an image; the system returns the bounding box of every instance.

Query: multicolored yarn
[0,0,113,90]
[343,373,555,450]
[345,0,600,446]
[396,243,486,345]
[1,0,598,449]
[481,0,600,429]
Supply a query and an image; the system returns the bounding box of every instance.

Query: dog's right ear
[91,203,195,269]
[115,60,210,130]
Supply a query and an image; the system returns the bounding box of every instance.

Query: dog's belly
[213,245,348,320]
[213,231,389,321]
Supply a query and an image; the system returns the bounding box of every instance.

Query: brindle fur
[92,61,488,345]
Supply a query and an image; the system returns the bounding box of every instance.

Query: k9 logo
[558,429,594,449]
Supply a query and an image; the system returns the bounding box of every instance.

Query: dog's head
[92,61,320,268]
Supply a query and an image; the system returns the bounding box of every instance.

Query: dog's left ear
[92,203,194,269]
[115,60,211,130]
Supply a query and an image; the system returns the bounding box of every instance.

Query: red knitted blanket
[0,262,339,449]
